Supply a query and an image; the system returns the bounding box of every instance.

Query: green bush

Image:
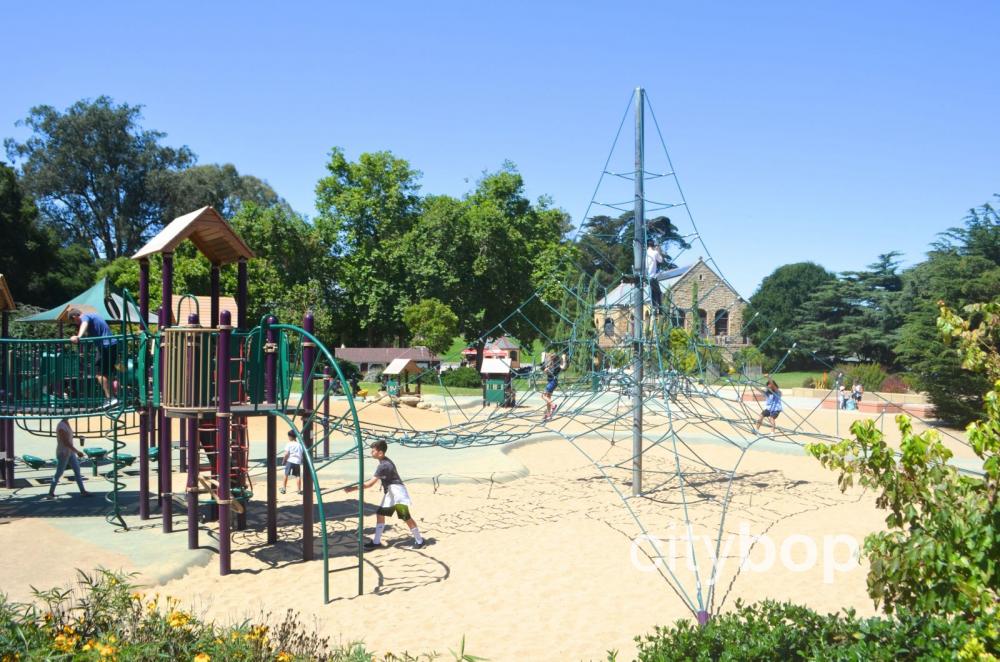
[440,366,481,388]
[836,363,887,392]
[631,600,998,661]
[802,377,816,388]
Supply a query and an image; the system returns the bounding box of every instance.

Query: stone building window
[714,310,729,336]
[697,309,708,335]
[671,309,685,329]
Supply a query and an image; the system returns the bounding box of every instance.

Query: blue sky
[3,2,998,297]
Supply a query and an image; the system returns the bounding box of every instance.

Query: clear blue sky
[4,2,998,297]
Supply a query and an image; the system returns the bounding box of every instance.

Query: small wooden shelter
[382,358,423,396]
[480,357,514,407]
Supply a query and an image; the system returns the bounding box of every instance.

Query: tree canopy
[4,96,194,260]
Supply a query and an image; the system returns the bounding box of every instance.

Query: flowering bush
[0,570,458,661]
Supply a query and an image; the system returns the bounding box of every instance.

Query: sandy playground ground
[0,390,977,660]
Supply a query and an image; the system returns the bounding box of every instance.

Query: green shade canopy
[19,278,158,324]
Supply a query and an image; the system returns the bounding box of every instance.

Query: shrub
[440,366,481,388]
[802,377,815,388]
[836,363,887,392]
[879,374,909,393]
[631,600,998,660]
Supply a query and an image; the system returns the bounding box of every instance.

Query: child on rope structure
[541,350,567,421]
[281,429,303,495]
[47,418,91,499]
[755,378,782,434]
[345,440,425,550]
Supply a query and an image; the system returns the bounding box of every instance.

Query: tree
[747,262,835,367]
[0,162,96,306]
[575,212,689,287]
[808,300,999,622]
[896,199,1000,425]
[459,164,571,367]
[795,254,905,367]
[314,148,422,345]
[4,96,194,260]
[402,298,459,355]
[159,163,289,221]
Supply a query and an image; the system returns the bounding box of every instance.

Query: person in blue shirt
[755,378,782,434]
[68,308,118,407]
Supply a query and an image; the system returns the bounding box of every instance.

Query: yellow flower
[276,652,292,662]
[167,610,191,628]
[52,632,79,652]
[194,654,211,662]
[131,592,143,602]
[83,639,97,651]
[98,642,117,657]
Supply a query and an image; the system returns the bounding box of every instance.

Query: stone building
[593,258,749,354]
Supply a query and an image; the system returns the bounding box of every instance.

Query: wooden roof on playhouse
[132,206,255,265]
[0,274,14,312]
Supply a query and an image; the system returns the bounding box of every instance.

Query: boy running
[281,429,303,494]
[345,440,425,549]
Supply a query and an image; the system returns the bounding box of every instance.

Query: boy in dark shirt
[345,440,425,549]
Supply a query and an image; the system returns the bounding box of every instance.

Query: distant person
[838,385,848,410]
[541,351,567,421]
[755,379,782,434]
[646,238,664,313]
[47,418,90,498]
[345,440,425,550]
[67,307,118,407]
[852,382,863,408]
[281,429,303,495]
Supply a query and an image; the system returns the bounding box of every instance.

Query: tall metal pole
[265,316,278,544]
[186,313,200,550]
[632,87,645,497]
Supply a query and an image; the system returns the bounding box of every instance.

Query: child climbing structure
[0,208,366,597]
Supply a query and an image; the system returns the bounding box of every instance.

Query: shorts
[762,409,780,419]
[284,462,301,477]
[96,343,119,378]
[376,483,413,520]
[545,378,558,394]
[377,503,413,520]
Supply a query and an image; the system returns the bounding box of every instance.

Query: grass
[769,371,828,389]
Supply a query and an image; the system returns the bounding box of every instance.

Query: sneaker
[410,539,425,549]
[45,493,55,500]
[80,491,92,497]
[103,397,119,409]
[279,488,286,494]
[363,540,382,551]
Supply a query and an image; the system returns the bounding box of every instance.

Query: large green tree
[575,212,688,288]
[0,162,95,306]
[4,96,194,260]
[747,262,835,367]
[159,163,288,221]
[896,199,1000,425]
[314,148,422,345]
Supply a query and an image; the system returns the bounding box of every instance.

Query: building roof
[0,274,14,312]
[19,278,158,324]
[461,335,521,356]
[132,206,255,265]
[480,358,512,374]
[594,264,693,309]
[383,358,423,376]
[335,347,440,366]
[170,295,238,326]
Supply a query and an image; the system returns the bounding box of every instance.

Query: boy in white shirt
[646,239,664,312]
[281,429,303,495]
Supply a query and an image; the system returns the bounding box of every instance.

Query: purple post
[1,310,9,487]
[323,366,330,458]
[265,316,277,544]
[302,312,314,561]
[210,264,220,328]
[160,252,173,532]
[697,611,710,626]
[217,310,233,575]
[187,415,198,549]
[237,258,248,330]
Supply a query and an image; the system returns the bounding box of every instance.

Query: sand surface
[0,390,974,660]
